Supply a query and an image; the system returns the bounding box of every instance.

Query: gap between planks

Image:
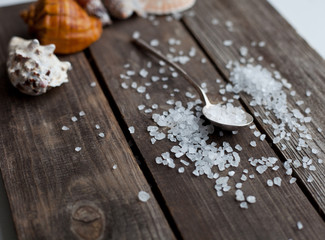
[179,17,325,221]
[83,48,184,240]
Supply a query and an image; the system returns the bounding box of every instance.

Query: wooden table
[0,1,324,239]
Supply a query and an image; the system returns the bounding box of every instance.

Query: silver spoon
[132,38,253,130]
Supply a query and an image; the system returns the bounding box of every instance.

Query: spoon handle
[132,38,211,106]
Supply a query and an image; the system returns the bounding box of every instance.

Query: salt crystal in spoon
[132,38,253,130]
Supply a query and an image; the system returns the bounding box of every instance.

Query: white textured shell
[7,36,72,96]
[140,0,196,15]
[104,0,145,19]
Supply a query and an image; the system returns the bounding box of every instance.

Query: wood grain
[182,0,325,214]
[0,4,174,240]
[89,15,325,240]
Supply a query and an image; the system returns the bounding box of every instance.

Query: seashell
[139,0,196,15]
[21,0,102,54]
[7,37,72,96]
[75,0,112,26]
[103,0,145,19]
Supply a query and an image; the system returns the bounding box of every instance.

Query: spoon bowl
[132,38,254,130]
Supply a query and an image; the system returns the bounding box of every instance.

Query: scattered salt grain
[223,40,233,46]
[121,82,128,89]
[211,18,219,25]
[112,164,117,170]
[307,175,314,182]
[297,221,303,230]
[180,160,190,166]
[235,189,245,201]
[246,196,256,203]
[201,58,207,64]
[240,174,247,181]
[228,171,235,177]
[178,167,185,173]
[71,116,78,122]
[240,202,248,209]
[75,147,81,152]
[79,111,85,117]
[61,126,69,131]
[128,126,135,134]
[258,41,266,47]
[235,144,242,151]
[90,81,96,87]
[306,90,311,97]
[98,132,105,138]
[131,82,137,88]
[235,183,242,188]
[137,86,146,93]
[139,69,148,78]
[132,31,140,39]
[95,124,100,129]
[138,105,145,110]
[150,39,159,47]
[250,141,257,147]
[145,93,151,100]
[289,177,297,184]
[267,179,273,186]
[273,177,282,186]
[138,191,150,202]
[239,46,248,57]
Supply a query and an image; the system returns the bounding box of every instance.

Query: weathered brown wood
[89,15,325,240]
[182,0,325,213]
[0,4,174,240]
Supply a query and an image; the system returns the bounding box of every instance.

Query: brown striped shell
[21,0,102,54]
[75,0,112,26]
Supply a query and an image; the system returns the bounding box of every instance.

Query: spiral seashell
[103,0,145,19]
[140,0,196,15]
[21,0,102,54]
[75,0,112,26]
[7,37,72,96]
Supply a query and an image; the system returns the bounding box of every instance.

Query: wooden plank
[182,0,325,213]
[89,15,325,240]
[0,4,175,240]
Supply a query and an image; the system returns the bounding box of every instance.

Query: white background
[0,0,324,239]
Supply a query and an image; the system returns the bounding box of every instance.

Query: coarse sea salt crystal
[128,126,135,134]
[139,69,148,78]
[132,31,140,39]
[178,167,185,173]
[239,46,248,57]
[121,82,128,89]
[223,40,233,46]
[75,147,81,152]
[235,183,242,188]
[246,196,256,203]
[150,39,159,46]
[240,202,248,209]
[228,171,235,176]
[90,81,96,87]
[201,58,207,64]
[112,164,117,170]
[211,18,219,25]
[273,177,282,186]
[235,189,245,201]
[297,221,303,230]
[138,105,145,110]
[267,179,273,186]
[62,126,69,131]
[289,177,297,184]
[98,132,105,138]
[235,144,242,151]
[79,111,85,117]
[137,86,146,93]
[95,124,100,129]
[250,141,256,147]
[138,191,150,202]
[71,116,78,122]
